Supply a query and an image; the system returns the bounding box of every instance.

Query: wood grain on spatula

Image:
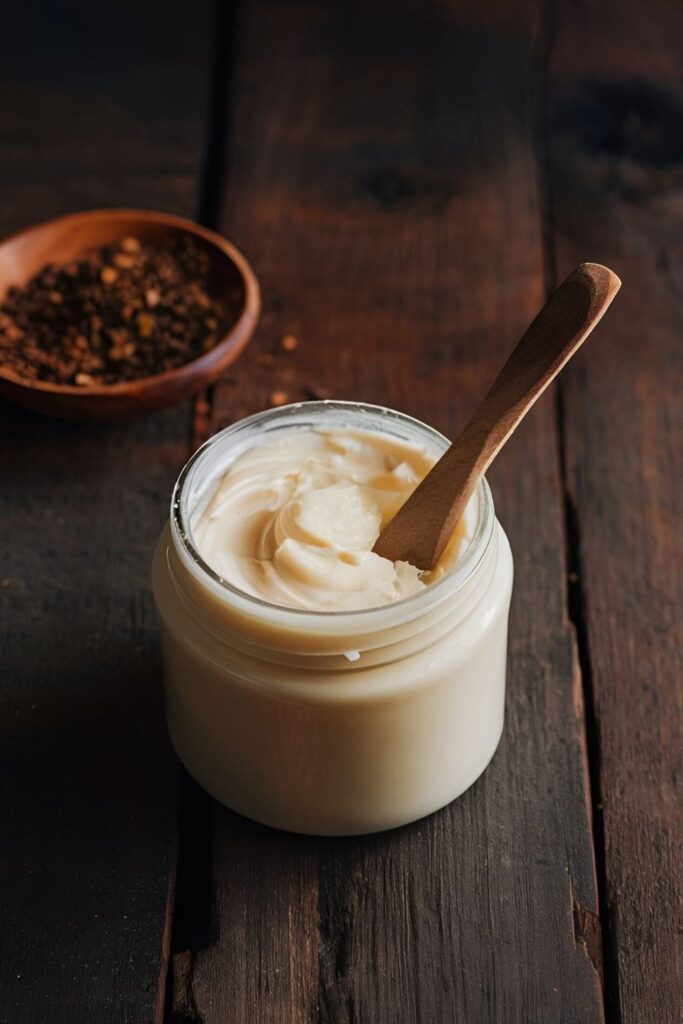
[373,263,621,570]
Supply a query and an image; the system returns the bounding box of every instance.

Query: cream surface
[192,428,469,611]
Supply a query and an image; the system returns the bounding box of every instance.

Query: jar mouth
[171,400,495,629]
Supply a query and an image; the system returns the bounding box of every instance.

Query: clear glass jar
[152,401,513,835]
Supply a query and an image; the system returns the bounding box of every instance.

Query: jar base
[168,717,504,837]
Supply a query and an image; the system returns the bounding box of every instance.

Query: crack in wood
[572,893,605,984]
[171,769,214,956]
[317,860,356,1024]
[167,951,205,1024]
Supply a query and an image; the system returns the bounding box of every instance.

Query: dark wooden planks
[0,3,214,1021]
[177,2,605,1020]
[547,2,683,1021]
[0,2,211,224]
[0,412,185,1024]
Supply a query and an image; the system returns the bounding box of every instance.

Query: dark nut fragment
[136,312,155,338]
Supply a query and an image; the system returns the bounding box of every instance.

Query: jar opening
[170,401,495,630]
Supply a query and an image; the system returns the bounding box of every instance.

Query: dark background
[0,1,680,1022]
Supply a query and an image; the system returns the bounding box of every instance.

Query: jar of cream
[152,401,513,835]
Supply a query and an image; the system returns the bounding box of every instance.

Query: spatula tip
[576,262,622,293]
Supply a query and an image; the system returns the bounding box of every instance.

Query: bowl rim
[0,207,261,396]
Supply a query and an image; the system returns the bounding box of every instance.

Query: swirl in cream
[192,428,469,611]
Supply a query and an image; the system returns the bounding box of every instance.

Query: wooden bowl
[0,209,260,420]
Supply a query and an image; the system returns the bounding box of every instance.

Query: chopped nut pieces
[0,235,243,386]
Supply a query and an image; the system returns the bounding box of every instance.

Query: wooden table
[1,2,680,1022]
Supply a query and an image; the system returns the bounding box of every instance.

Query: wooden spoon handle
[374,263,621,569]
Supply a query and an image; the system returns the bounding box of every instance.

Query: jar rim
[170,400,495,632]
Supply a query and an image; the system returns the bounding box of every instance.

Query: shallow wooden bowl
[0,209,260,420]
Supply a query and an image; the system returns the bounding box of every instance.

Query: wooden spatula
[373,262,621,570]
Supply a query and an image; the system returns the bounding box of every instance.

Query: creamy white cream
[192,428,469,611]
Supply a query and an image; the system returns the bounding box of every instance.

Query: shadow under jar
[152,401,514,835]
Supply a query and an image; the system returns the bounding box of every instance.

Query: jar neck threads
[162,523,498,671]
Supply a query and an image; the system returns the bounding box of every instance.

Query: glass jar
[152,401,513,835]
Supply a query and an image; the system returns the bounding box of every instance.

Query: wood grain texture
[374,262,621,569]
[176,1,605,1020]
[0,2,213,1020]
[547,1,683,1020]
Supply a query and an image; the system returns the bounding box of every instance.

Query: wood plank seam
[166,1,238,1017]
[558,399,622,1024]
[529,0,625,1017]
[198,0,240,231]
[531,0,615,1017]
